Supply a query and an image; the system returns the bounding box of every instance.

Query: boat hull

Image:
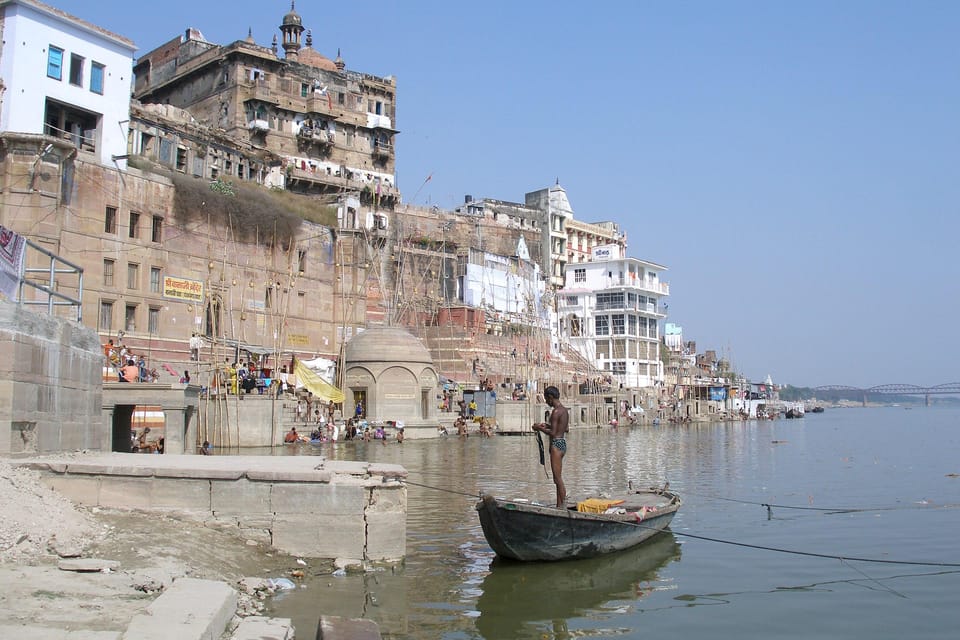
[476,489,681,561]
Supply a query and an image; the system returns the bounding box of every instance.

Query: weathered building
[131,3,398,209]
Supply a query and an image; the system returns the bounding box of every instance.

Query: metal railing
[18,238,84,322]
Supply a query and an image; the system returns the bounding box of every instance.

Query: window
[300,83,308,98]
[611,361,627,375]
[128,211,140,239]
[176,147,187,172]
[151,216,162,243]
[148,307,160,334]
[99,301,113,331]
[103,259,115,287]
[150,267,161,293]
[338,92,345,105]
[125,304,137,332]
[127,263,139,289]
[297,249,306,275]
[69,53,84,86]
[565,296,579,306]
[629,314,638,336]
[612,314,625,335]
[265,287,273,310]
[104,206,117,234]
[47,46,63,80]
[595,315,609,336]
[90,62,105,94]
[574,268,586,283]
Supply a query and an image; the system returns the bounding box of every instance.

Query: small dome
[345,327,433,365]
[283,1,302,27]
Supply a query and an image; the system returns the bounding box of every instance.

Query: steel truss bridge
[813,383,960,406]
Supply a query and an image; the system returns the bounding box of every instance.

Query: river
[266,406,960,639]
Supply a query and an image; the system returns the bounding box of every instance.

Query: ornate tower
[279,1,304,61]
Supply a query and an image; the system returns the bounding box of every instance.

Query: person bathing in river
[532,386,569,507]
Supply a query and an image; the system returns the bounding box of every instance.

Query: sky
[52,0,960,388]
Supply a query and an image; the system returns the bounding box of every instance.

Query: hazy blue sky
[54,1,960,388]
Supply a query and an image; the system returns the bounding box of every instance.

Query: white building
[0,0,136,167]
[460,236,546,326]
[557,244,669,388]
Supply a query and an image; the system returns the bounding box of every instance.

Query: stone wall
[0,301,104,454]
[21,454,407,562]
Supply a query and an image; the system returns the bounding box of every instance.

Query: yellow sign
[163,276,204,303]
[287,334,310,346]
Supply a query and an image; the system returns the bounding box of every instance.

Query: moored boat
[475,486,681,561]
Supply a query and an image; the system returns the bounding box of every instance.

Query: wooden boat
[476,486,681,561]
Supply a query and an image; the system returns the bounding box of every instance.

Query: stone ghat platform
[14,453,407,562]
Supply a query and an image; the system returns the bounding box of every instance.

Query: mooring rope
[400,477,960,568]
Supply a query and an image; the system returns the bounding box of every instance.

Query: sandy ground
[0,458,323,636]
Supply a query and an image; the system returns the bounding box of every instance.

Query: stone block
[271,483,364,515]
[67,463,154,477]
[231,616,295,640]
[363,512,406,561]
[42,474,101,506]
[98,476,152,508]
[317,615,381,640]
[122,577,237,640]
[272,515,364,559]
[246,469,332,483]
[211,478,273,514]
[154,467,244,480]
[366,464,408,479]
[151,478,211,510]
[365,486,406,512]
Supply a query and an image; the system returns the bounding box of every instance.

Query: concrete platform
[231,616,295,640]
[15,454,408,562]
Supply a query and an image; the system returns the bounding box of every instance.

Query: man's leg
[549,448,566,507]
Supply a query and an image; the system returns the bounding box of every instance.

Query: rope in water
[399,478,960,568]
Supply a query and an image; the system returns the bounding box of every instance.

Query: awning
[295,360,344,403]
[222,339,274,356]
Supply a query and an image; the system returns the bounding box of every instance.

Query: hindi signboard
[163,276,204,303]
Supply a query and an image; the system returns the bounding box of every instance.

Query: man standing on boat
[533,386,569,507]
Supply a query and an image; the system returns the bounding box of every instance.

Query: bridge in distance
[813,383,960,406]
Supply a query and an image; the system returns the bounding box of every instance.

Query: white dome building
[342,327,439,437]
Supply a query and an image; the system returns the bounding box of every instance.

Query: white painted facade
[460,237,547,326]
[557,246,670,388]
[0,0,136,166]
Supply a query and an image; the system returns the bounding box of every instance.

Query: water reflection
[474,533,681,639]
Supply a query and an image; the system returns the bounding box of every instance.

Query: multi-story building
[0,0,137,167]
[0,2,369,373]
[566,219,626,265]
[131,3,399,210]
[557,245,669,388]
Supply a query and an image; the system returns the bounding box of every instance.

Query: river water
[266,406,960,639]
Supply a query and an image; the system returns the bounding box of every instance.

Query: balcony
[307,94,336,115]
[297,126,334,145]
[372,140,394,159]
[247,119,269,133]
[240,80,277,105]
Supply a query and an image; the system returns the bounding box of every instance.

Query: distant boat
[810,406,825,413]
[475,487,681,562]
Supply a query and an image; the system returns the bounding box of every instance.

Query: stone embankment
[0,456,387,638]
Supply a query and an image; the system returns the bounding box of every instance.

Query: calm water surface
[266,406,960,639]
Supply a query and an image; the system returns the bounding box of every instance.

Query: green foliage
[208,177,236,196]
